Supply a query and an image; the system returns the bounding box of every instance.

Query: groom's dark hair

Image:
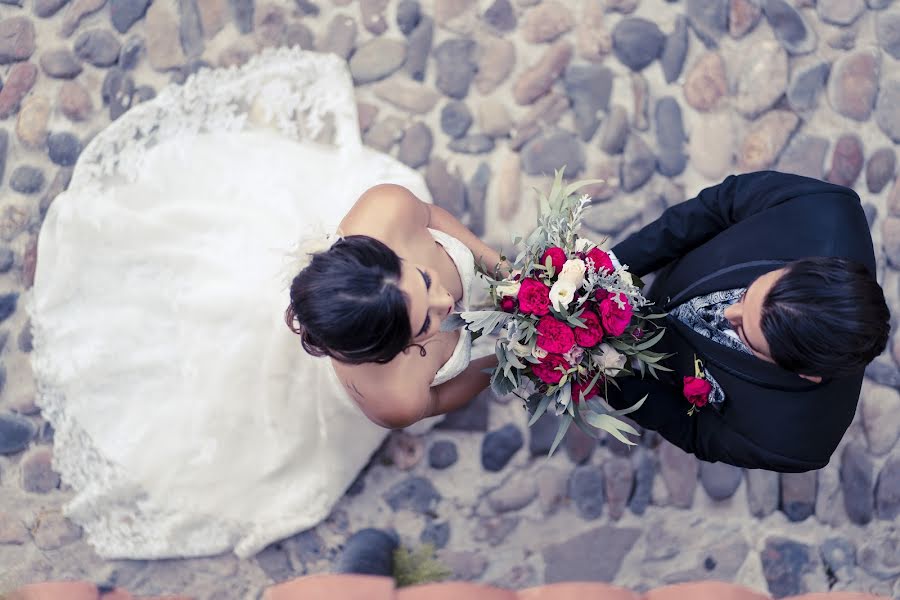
[760,257,890,378]
[285,235,414,365]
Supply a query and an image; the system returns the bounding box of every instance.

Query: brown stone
[32,510,82,550]
[254,4,287,47]
[828,49,881,121]
[631,72,649,131]
[60,0,107,37]
[888,178,900,217]
[360,0,389,34]
[146,0,186,71]
[576,0,612,62]
[0,62,38,118]
[730,0,762,38]
[384,432,424,470]
[513,40,572,105]
[0,17,36,64]
[217,37,258,68]
[58,80,94,121]
[357,102,378,134]
[683,52,727,112]
[659,441,698,508]
[882,216,900,268]
[474,34,515,95]
[372,79,439,114]
[434,0,477,25]
[582,157,622,201]
[738,110,799,171]
[16,95,51,149]
[21,447,60,493]
[521,1,574,43]
[866,147,897,194]
[733,40,788,118]
[825,133,864,187]
[197,0,229,38]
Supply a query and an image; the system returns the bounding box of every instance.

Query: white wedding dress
[29,48,475,560]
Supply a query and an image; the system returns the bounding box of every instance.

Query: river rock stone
[612,18,664,71]
[683,51,727,111]
[521,1,573,43]
[825,133,864,187]
[0,17,36,64]
[865,148,896,194]
[730,0,762,38]
[876,79,900,143]
[564,64,613,141]
[475,34,515,95]
[828,49,880,121]
[733,40,788,117]
[0,62,37,119]
[738,110,799,171]
[763,0,818,55]
[513,40,572,105]
[776,134,829,179]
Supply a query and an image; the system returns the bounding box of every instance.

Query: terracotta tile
[7,582,100,600]
[263,574,394,600]
[397,583,517,600]
[646,582,770,600]
[518,582,641,600]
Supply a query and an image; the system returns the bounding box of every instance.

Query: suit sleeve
[607,375,825,473]
[610,171,860,277]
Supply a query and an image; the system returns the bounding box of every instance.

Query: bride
[29,47,501,560]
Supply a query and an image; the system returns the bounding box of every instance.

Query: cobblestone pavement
[1,0,899,598]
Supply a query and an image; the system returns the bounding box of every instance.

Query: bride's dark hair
[285,235,415,365]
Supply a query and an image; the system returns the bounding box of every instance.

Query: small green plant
[392,543,452,587]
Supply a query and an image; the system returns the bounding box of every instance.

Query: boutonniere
[683,355,713,416]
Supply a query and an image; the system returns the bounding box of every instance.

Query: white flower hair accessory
[279,228,343,289]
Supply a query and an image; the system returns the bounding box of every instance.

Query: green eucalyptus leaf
[548,414,573,457]
[528,394,553,425]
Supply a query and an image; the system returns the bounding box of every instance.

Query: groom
[606,171,890,473]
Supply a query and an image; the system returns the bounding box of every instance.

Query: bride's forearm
[426,204,509,276]
[428,355,498,417]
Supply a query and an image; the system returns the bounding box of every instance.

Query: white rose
[496,280,521,297]
[509,341,531,357]
[558,258,586,287]
[549,279,576,312]
[594,343,626,373]
[532,346,548,359]
[575,237,593,252]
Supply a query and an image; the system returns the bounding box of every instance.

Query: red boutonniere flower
[683,355,712,416]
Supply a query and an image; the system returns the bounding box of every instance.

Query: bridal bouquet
[446,170,670,456]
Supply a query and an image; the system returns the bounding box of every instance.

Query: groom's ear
[798,374,823,383]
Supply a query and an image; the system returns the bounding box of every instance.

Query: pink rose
[499,296,516,313]
[683,376,712,408]
[535,315,576,355]
[573,310,604,348]
[594,288,611,302]
[540,246,567,274]
[532,353,569,385]
[517,278,551,316]
[600,293,633,337]
[586,248,615,274]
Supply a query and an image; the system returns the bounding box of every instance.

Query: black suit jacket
[608,171,876,473]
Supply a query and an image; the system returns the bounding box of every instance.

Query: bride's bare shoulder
[332,349,442,429]
[339,184,430,240]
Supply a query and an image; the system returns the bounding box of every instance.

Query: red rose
[573,310,604,347]
[532,353,569,385]
[594,288,611,302]
[599,293,633,337]
[540,246,567,274]
[572,376,601,403]
[586,248,615,274]
[499,296,516,312]
[683,376,712,408]
[517,278,551,316]
[536,315,576,354]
